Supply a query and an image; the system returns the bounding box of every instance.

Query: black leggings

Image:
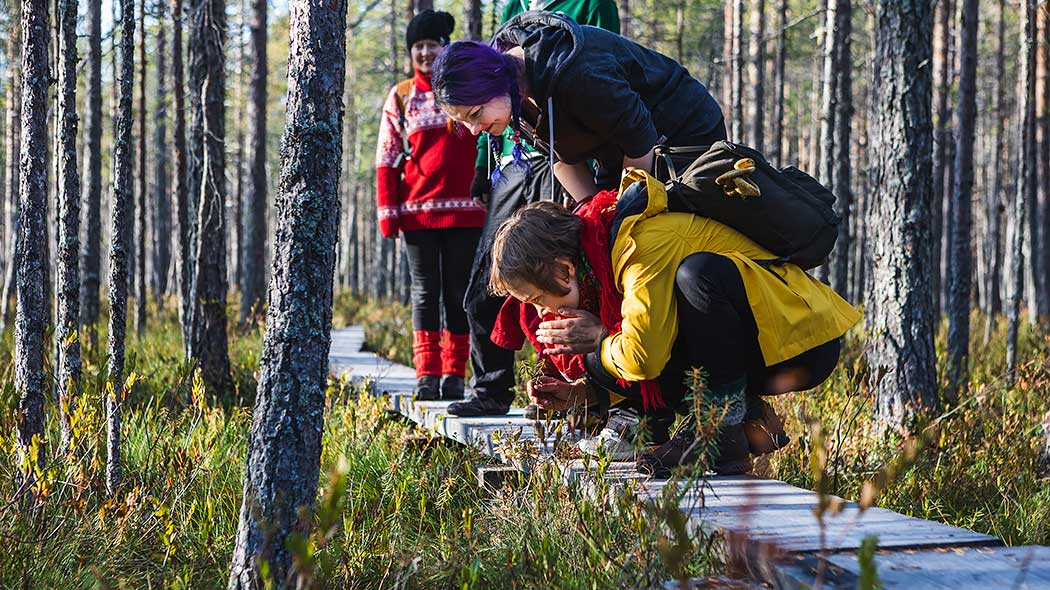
[656,252,841,409]
[402,227,481,334]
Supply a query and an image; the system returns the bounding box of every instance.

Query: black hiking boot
[447,395,511,417]
[413,375,441,401]
[440,375,465,400]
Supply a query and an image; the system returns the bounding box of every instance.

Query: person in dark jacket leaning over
[452,1,620,419]
[433,11,726,204]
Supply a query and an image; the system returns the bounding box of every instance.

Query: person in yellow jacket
[488,171,861,475]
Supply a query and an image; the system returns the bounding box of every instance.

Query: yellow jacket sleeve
[599,226,685,381]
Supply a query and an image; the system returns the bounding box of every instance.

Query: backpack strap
[393,78,415,166]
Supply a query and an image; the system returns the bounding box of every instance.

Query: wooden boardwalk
[329,326,1050,589]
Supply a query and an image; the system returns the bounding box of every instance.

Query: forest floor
[0,292,1047,589]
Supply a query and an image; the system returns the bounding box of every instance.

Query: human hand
[528,375,593,411]
[536,308,605,355]
[470,167,491,203]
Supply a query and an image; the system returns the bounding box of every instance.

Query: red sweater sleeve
[375,86,405,238]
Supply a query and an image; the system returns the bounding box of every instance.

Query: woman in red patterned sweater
[375,10,486,400]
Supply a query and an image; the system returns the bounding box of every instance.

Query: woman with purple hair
[431,11,727,203]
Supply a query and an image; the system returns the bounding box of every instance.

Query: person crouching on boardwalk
[375,10,485,401]
[488,172,861,475]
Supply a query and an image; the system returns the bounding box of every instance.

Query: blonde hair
[489,201,582,296]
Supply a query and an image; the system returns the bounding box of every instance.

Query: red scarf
[575,191,665,409]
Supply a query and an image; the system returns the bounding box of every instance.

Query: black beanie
[406,10,455,50]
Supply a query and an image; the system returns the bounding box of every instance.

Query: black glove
[470,167,492,203]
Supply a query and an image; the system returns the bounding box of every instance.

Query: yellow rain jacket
[599,171,862,383]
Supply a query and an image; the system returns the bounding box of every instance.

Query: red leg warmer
[412,330,442,377]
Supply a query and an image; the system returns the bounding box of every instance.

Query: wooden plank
[774,545,1050,590]
[635,476,999,554]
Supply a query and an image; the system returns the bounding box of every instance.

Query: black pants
[652,252,841,410]
[464,157,557,403]
[402,227,481,333]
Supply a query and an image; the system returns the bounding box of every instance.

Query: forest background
[0,0,1048,586]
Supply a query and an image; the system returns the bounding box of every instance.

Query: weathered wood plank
[635,476,999,553]
[775,545,1050,589]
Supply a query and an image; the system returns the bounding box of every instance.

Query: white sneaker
[577,407,641,460]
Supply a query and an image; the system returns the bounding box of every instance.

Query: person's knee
[675,252,729,312]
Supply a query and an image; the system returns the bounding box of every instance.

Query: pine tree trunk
[80,0,102,337]
[930,0,952,321]
[135,0,147,336]
[172,0,191,355]
[946,0,978,401]
[56,0,81,452]
[15,0,49,480]
[747,0,765,151]
[866,0,939,429]
[240,0,266,325]
[187,0,231,394]
[1007,0,1039,382]
[984,0,1007,346]
[771,0,786,166]
[231,0,244,293]
[467,0,482,41]
[1038,0,1050,315]
[226,0,347,583]
[1,0,21,332]
[829,0,852,296]
[731,0,745,140]
[106,0,136,495]
[153,0,171,298]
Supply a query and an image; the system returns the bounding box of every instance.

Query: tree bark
[946,0,978,401]
[187,0,231,394]
[135,0,148,336]
[771,0,786,166]
[172,0,191,355]
[79,0,102,337]
[153,0,171,298]
[1,0,22,332]
[1038,0,1050,315]
[1007,0,1039,382]
[226,0,347,583]
[467,0,482,41]
[930,0,953,321]
[983,0,1007,346]
[56,0,81,452]
[15,0,49,480]
[731,0,745,140]
[747,0,765,151]
[829,0,852,297]
[107,0,136,494]
[239,0,267,325]
[866,0,939,429]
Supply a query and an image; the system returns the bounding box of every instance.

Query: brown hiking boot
[744,396,791,456]
[636,418,752,477]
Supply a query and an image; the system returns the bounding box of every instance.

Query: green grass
[0,294,719,589]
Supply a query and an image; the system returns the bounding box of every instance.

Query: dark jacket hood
[491,11,583,102]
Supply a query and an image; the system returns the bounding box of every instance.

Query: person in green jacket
[450,0,620,418]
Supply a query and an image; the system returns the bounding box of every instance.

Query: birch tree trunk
[227,0,348,582]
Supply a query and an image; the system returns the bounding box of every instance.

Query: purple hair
[432,41,528,183]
